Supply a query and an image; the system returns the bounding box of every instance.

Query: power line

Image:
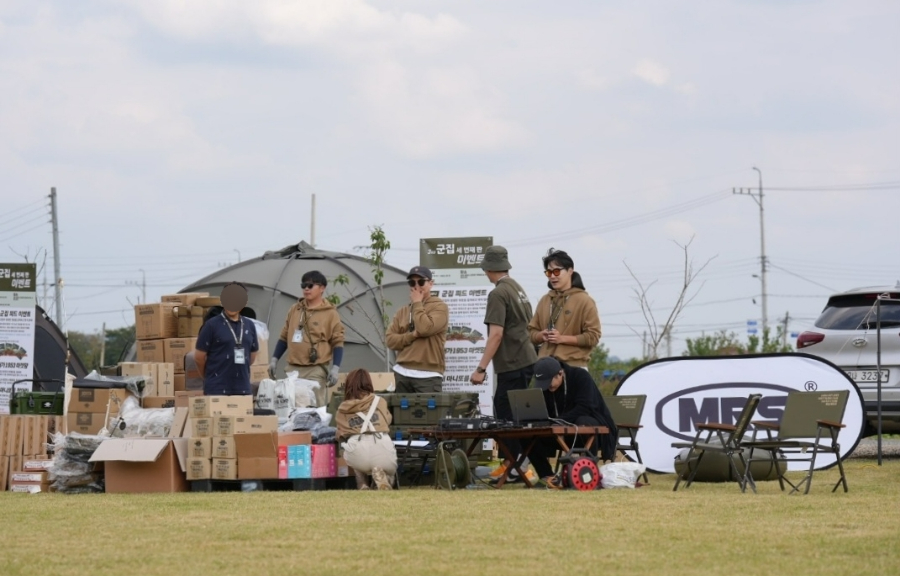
[0,223,49,244]
[767,181,900,191]
[768,263,837,292]
[0,205,46,228]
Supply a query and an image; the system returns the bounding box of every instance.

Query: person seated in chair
[336,369,396,490]
[528,356,618,488]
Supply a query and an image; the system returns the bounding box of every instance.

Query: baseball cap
[533,357,562,390]
[407,266,433,280]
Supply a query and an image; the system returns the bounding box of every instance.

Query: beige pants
[343,433,398,478]
[287,364,329,407]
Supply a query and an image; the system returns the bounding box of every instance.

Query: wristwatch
[475,366,486,374]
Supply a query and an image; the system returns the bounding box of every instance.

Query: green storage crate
[10,391,64,415]
[391,392,479,425]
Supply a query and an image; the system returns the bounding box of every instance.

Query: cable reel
[562,457,601,491]
[435,442,471,490]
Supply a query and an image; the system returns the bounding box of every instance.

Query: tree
[67,325,135,371]
[683,326,793,356]
[625,236,715,360]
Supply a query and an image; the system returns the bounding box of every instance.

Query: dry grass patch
[2,460,899,576]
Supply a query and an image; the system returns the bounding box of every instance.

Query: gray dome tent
[180,241,408,374]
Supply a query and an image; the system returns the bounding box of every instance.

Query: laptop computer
[508,388,553,428]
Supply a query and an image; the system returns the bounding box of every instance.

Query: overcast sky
[1,1,898,360]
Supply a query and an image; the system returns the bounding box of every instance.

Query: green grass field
[3,459,899,576]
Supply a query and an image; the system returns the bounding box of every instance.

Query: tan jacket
[385,294,449,373]
[527,288,601,367]
[278,300,345,367]
[336,394,392,441]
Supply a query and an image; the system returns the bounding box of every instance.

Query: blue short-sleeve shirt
[196,314,259,395]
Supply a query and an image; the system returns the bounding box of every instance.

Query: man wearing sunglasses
[386,266,449,393]
[269,270,345,407]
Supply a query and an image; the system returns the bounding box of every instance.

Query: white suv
[797,284,900,434]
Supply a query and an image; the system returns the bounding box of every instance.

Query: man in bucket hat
[470,245,538,482]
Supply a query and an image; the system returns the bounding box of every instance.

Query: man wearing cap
[470,246,538,480]
[194,282,259,396]
[386,266,449,393]
[528,356,618,487]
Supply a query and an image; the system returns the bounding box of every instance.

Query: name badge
[292,330,303,343]
[234,348,246,365]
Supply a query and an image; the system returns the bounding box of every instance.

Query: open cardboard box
[88,408,191,493]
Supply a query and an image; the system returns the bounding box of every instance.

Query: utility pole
[733,167,767,337]
[49,187,64,328]
[781,311,790,348]
[127,269,146,304]
[100,322,107,367]
[310,194,317,248]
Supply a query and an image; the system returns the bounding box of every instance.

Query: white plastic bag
[284,371,320,408]
[599,462,647,489]
[256,378,277,411]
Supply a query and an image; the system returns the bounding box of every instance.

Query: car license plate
[846,369,889,383]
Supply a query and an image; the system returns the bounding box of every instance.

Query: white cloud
[633,58,670,86]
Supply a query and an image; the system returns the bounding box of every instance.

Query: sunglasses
[544,268,566,278]
[301,283,320,290]
[407,278,428,287]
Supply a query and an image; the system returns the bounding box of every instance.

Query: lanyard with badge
[221,313,246,365]
[292,305,318,363]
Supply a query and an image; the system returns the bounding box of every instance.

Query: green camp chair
[741,390,849,495]
[608,395,649,483]
[671,393,762,493]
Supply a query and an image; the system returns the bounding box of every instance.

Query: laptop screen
[508,388,550,424]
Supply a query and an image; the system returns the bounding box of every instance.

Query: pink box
[277,446,288,479]
[311,444,337,478]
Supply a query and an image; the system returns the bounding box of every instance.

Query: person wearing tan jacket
[269,270,345,407]
[386,266,449,393]
[336,369,395,490]
[528,248,601,367]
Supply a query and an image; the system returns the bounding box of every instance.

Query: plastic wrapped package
[250,319,269,342]
[48,432,106,493]
[281,407,335,443]
[599,462,647,489]
[82,369,151,399]
[108,396,175,438]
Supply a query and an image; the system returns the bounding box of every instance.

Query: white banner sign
[0,263,38,414]
[421,237,493,415]
[615,353,865,473]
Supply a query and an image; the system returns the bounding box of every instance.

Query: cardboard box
[10,471,47,483]
[134,303,178,340]
[66,413,109,435]
[22,416,49,456]
[164,338,196,374]
[23,458,53,471]
[186,458,211,481]
[0,456,8,490]
[6,454,22,487]
[209,396,254,416]
[194,296,221,307]
[135,340,166,364]
[187,437,212,459]
[232,415,279,435]
[249,364,268,384]
[68,387,130,414]
[188,417,213,438]
[188,397,211,418]
[212,436,236,459]
[212,458,237,480]
[89,438,189,493]
[9,483,50,493]
[161,293,209,307]
[142,396,175,409]
[214,416,235,437]
[288,444,312,479]
[234,431,310,480]
[311,444,337,478]
[170,407,188,439]
[252,338,269,366]
[337,372,394,392]
[174,374,187,393]
[119,362,157,395]
[175,391,203,408]
[177,313,205,339]
[155,363,175,396]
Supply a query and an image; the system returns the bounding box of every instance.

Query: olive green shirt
[484,276,538,373]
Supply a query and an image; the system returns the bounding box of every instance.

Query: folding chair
[672,394,762,493]
[741,390,849,495]
[607,395,649,483]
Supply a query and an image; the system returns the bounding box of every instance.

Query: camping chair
[741,390,849,495]
[671,393,762,493]
[607,395,649,483]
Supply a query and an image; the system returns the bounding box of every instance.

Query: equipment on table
[508,388,552,427]
[437,416,513,431]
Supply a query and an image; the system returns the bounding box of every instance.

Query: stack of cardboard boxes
[67,383,133,435]
[0,414,62,491]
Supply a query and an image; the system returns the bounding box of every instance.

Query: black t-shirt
[484,277,537,373]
